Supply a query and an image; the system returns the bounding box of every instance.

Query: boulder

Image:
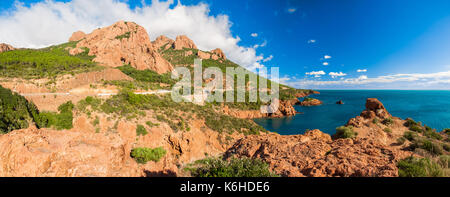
[336,100,344,105]
[210,48,227,60]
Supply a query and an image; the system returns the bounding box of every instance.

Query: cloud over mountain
[0,0,268,71]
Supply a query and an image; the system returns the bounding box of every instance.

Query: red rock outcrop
[173,35,197,50]
[225,130,405,177]
[69,21,173,74]
[225,98,413,177]
[211,48,227,60]
[0,43,14,53]
[300,98,323,106]
[152,35,174,50]
[197,50,211,59]
[69,31,86,42]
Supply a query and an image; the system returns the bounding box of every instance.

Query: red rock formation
[300,98,323,106]
[0,43,14,53]
[173,35,197,50]
[69,31,86,42]
[69,21,173,74]
[197,50,211,59]
[211,48,227,60]
[225,98,413,177]
[152,35,174,50]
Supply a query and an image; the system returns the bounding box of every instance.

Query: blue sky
[1,0,450,89]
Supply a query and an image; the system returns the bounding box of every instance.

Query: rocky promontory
[0,43,14,53]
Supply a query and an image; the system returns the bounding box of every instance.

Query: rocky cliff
[68,21,173,74]
[224,98,417,177]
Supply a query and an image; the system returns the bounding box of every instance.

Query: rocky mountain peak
[174,35,197,50]
[68,21,173,74]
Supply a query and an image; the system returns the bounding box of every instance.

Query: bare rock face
[225,129,404,177]
[69,31,86,42]
[70,21,173,74]
[173,35,197,50]
[361,98,391,119]
[152,35,174,50]
[0,43,14,53]
[270,100,297,117]
[211,48,227,60]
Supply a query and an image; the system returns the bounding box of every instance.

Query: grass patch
[185,157,278,177]
[131,147,166,164]
[37,101,75,130]
[115,32,131,40]
[382,117,394,126]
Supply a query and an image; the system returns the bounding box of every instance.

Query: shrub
[136,124,148,136]
[146,121,160,128]
[424,130,443,140]
[384,128,392,133]
[443,129,450,135]
[382,117,394,126]
[131,147,166,164]
[411,138,443,155]
[403,131,418,141]
[185,157,278,177]
[372,118,379,124]
[397,157,445,177]
[397,137,406,145]
[37,101,74,130]
[409,125,423,133]
[333,126,357,139]
[404,118,418,127]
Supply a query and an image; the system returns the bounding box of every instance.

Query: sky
[1,0,450,89]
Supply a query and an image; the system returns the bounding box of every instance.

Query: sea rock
[69,21,173,74]
[336,100,344,105]
[360,98,391,119]
[69,31,86,42]
[300,98,323,106]
[0,43,14,53]
[173,35,197,50]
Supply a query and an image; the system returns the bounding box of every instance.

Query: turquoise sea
[254,90,450,135]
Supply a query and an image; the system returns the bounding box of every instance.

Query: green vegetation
[384,127,392,133]
[397,137,406,145]
[146,121,160,128]
[185,157,278,177]
[382,117,394,126]
[136,124,148,136]
[0,85,40,133]
[0,42,102,79]
[397,156,449,177]
[0,85,75,133]
[118,64,175,85]
[130,147,167,164]
[76,90,265,135]
[115,32,131,40]
[443,129,450,135]
[402,118,449,156]
[37,101,75,130]
[333,126,358,139]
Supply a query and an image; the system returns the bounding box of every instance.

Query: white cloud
[307,39,316,44]
[323,62,329,66]
[306,70,326,78]
[0,0,269,72]
[251,33,258,37]
[253,40,267,49]
[287,8,297,13]
[324,55,332,59]
[263,55,273,62]
[357,69,368,73]
[286,71,450,89]
[329,72,347,78]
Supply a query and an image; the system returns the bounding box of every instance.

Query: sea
[253,90,450,135]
